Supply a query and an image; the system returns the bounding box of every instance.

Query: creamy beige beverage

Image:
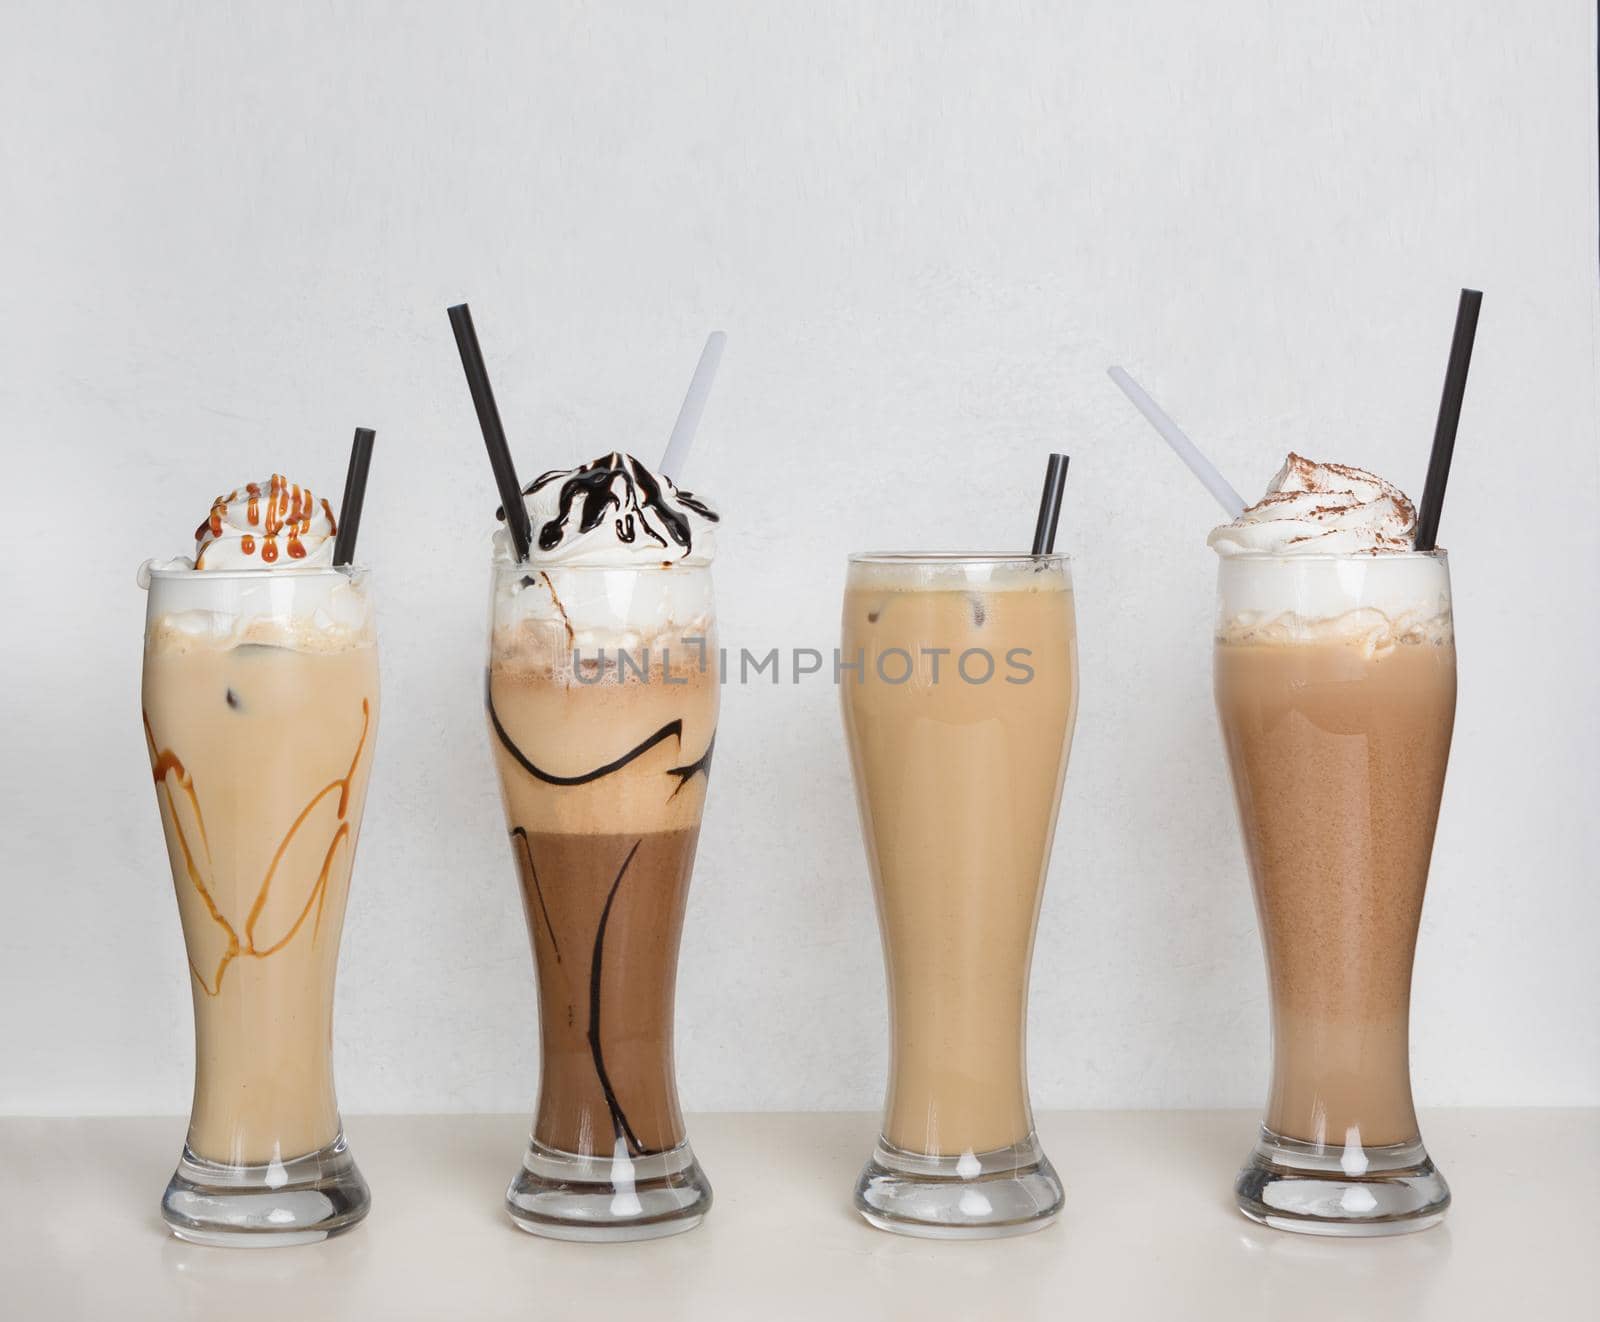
[1212,452,1454,1233]
[145,634,376,1163]
[842,556,1077,1158]
[141,475,378,1186]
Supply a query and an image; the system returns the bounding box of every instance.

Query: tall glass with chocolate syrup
[140,475,378,1246]
[487,453,719,1241]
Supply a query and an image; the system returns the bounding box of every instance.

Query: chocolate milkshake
[140,475,377,1246]
[487,453,719,1241]
[1212,454,1454,1235]
[841,553,1077,1238]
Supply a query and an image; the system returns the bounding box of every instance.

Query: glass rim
[1214,549,1448,566]
[489,559,712,574]
[847,551,1072,566]
[141,563,371,581]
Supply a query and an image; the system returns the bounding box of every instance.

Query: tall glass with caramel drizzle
[142,564,378,1246]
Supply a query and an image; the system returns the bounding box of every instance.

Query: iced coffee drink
[141,475,378,1245]
[487,452,719,1241]
[841,553,1077,1238]
[1212,454,1454,1235]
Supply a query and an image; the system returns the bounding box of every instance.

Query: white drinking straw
[1107,366,1246,518]
[659,331,727,482]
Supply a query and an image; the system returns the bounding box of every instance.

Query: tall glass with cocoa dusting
[140,476,377,1246]
[1211,454,1454,1236]
[487,453,719,1242]
[841,553,1077,1239]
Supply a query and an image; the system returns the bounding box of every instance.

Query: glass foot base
[161,1131,370,1247]
[853,1132,1064,1240]
[1235,1125,1450,1237]
[506,1137,712,1242]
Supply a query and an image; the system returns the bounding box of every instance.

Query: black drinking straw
[332,427,376,567]
[1413,288,1482,552]
[1030,453,1070,555]
[448,302,533,561]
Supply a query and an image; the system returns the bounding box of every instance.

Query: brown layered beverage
[842,553,1076,1237]
[141,474,378,1245]
[486,452,720,1241]
[489,624,715,1158]
[1211,453,1454,1234]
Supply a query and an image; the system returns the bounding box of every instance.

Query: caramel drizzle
[144,700,371,995]
[194,475,333,566]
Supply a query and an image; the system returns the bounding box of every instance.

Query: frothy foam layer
[1215,554,1452,655]
[493,564,714,661]
[488,630,718,832]
[495,452,718,568]
[1216,609,1452,655]
[1209,454,1418,557]
[143,569,375,653]
[847,556,1072,594]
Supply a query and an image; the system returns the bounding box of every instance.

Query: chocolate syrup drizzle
[487,673,714,1155]
[667,737,715,797]
[509,827,561,964]
[487,677,686,786]
[589,840,645,1153]
[496,452,718,559]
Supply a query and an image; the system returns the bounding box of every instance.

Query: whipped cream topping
[138,473,364,650]
[1208,454,1417,557]
[177,474,340,570]
[495,452,718,567]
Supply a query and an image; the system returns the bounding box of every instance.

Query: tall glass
[841,553,1078,1238]
[487,561,717,1241]
[1215,552,1454,1235]
[141,566,378,1245]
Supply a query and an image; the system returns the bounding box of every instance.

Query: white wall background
[2,0,1596,1118]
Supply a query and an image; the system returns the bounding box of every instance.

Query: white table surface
[1,1110,1593,1320]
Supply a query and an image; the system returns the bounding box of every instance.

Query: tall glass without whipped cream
[1211,455,1453,1236]
[841,553,1077,1240]
[487,453,718,1242]
[141,476,377,1246]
